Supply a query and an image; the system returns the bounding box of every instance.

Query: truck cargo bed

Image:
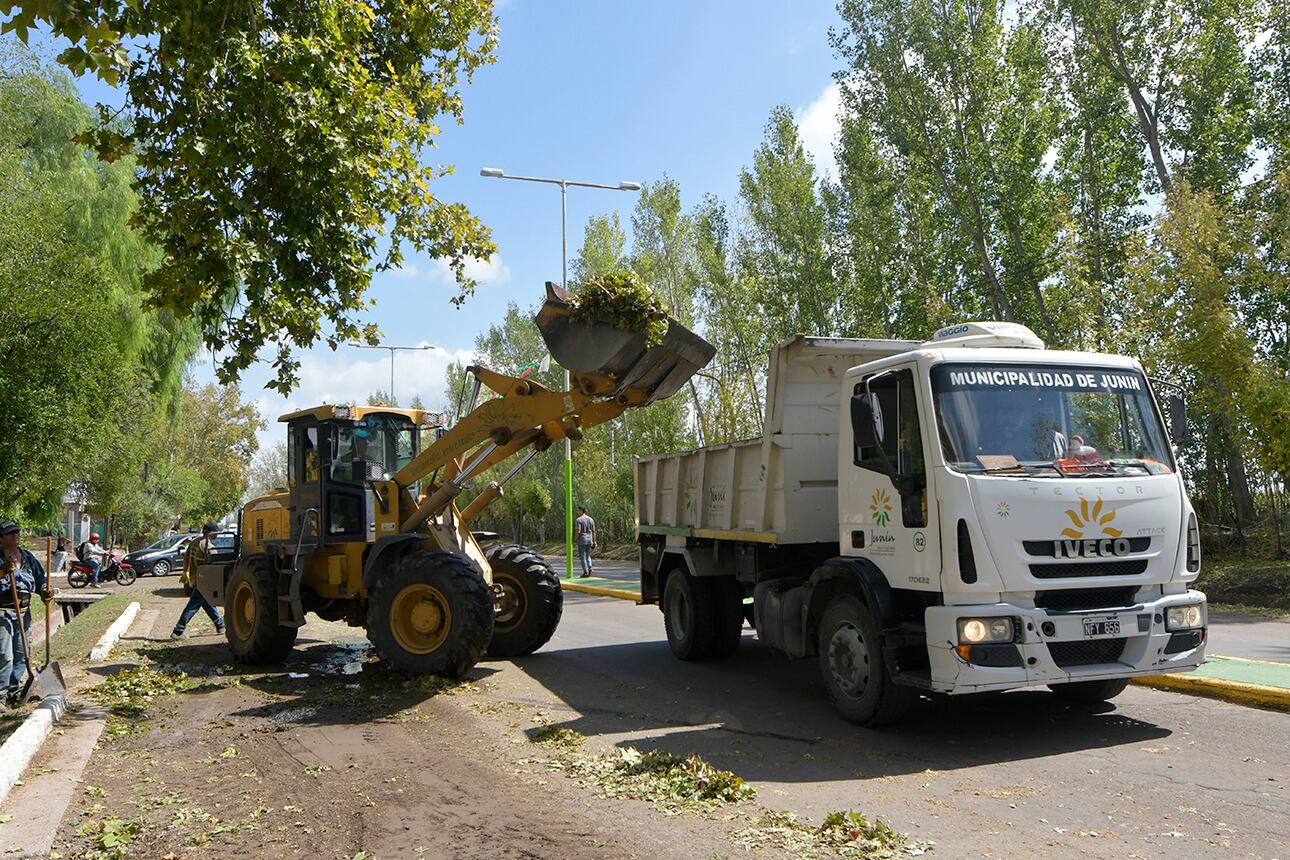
[635,335,918,546]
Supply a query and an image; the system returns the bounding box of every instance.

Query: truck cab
[841,323,1204,700]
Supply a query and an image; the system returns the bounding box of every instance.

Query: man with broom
[1,521,50,708]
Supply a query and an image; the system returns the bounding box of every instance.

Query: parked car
[124,533,195,577]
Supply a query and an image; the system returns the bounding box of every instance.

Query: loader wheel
[226,558,298,665]
[484,544,563,659]
[367,550,493,678]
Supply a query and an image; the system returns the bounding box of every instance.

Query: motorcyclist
[78,532,111,588]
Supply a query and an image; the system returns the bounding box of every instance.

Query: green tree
[3,0,499,392]
[570,213,628,283]
[737,106,836,340]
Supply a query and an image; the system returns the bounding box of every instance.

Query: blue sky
[69,2,847,448]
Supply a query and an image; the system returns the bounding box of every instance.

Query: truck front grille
[1034,587,1139,612]
[1030,559,1149,579]
[1049,638,1127,668]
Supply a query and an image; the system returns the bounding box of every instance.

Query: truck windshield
[931,363,1173,477]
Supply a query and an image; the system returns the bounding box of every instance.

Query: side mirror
[1167,394,1189,444]
[850,394,883,451]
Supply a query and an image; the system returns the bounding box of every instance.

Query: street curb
[564,581,641,602]
[0,695,67,807]
[88,601,140,661]
[1131,673,1290,713]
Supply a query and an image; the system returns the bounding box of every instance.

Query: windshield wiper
[975,462,1061,476]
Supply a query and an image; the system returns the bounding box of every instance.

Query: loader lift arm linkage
[393,364,643,533]
[391,281,716,535]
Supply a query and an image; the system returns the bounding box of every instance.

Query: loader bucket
[535,281,716,405]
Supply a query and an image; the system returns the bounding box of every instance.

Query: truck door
[841,367,940,592]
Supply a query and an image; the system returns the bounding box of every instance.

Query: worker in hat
[170,523,225,639]
[1,521,50,707]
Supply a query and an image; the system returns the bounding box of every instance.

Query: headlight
[958,617,1015,644]
[1166,604,1204,631]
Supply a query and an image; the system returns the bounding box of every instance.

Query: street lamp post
[349,343,435,405]
[481,167,642,579]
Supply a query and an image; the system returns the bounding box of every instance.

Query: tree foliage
[2,0,499,392]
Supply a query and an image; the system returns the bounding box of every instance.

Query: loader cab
[282,406,423,546]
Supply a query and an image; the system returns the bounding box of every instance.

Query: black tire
[67,568,89,589]
[708,576,744,659]
[484,544,563,659]
[817,594,916,726]
[152,559,171,577]
[1049,678,1130,703]
[115,566,137,586]
[225,557,298,664]
[367,550,493,678]
[663,569,716,660]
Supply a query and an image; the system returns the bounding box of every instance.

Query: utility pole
[481,167,642,578]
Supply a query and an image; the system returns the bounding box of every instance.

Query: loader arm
[391,282,713,532]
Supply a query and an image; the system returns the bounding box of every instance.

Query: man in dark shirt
[171,523,225,639]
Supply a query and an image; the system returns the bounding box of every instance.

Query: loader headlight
[958,617,1016,644]
[1166,604,1204,631]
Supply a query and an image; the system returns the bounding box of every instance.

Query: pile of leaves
[86,666,192,717]
[731,809,933,858]
[569,271,671,346]
[529,726,755,813]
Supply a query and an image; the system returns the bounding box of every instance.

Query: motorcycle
[67,552,137,588]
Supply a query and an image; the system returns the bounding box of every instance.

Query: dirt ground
[37,585,761,860]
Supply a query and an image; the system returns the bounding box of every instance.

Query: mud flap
[534,281,716,405]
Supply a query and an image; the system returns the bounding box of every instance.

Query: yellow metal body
[236,359,652,624]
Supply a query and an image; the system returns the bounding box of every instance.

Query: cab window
[854,369,927,528]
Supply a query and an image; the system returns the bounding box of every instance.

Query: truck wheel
[367,550,494,678]
[1048,678,1130,703]
[708,576,744,659]
[817,594,915,726]
[484,543,563,658]
[226,558,298,664]
[663,569,716,660]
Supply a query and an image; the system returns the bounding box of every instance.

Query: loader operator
[2,521,50,708]
[171,523,225,640]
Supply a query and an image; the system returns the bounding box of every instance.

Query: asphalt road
[558,557,1290,665]
[492,590,1290,859]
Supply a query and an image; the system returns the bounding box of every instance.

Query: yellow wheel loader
[193,283,714,676]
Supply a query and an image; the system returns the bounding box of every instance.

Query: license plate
[1083,616,1121,638]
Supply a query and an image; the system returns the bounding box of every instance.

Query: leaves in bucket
[569,271,671,346]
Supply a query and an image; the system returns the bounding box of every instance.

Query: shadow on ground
[508,630,1174,783]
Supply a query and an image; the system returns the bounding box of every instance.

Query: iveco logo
[1053,538,1132,559]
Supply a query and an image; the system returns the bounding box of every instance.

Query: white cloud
[796,82,842,181]
[388,253,511,288]
[246,342,477,453]
[432,254,512,287]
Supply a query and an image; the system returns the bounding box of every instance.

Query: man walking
[2,521,50,708]
[574,505,597,578]
[171,523,224,639]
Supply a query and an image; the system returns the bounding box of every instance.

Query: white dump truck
[635,322,1207,725]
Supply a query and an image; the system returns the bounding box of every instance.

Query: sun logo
[870,488,892,527]
[1062,499,1121,539]
[996,502,1011,518]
